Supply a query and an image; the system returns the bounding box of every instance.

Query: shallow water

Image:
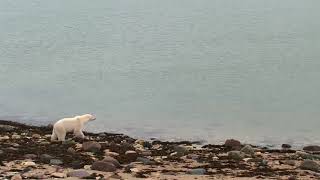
[1,0,320,146]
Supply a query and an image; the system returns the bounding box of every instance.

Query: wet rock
[303,145,320,152]
[109,173,122,179]
[32,134,41,139]
[188,168,206,175]
[240,145,255,156]
[22,161,36,167]
[224,139,241,150]
[71,160,84,169]
[140,150,152,156]
[173,145,189,156]
[102,156,121,168]
[125,150,138,162]
[11,174,22,180]
[51,172,66,178]
[98,133,106,137]
[288,176,297,180]
[282,144,292,149]
[259,160,268,167]
[228,151,245,161]
[136,157,154,165]
[300,160,320,172]
[296,151,320,160]
[6,147,18,151]
[0,135,10,140]
[120,141,134,152]
[11,143,20,147]
[67,147,76,154]
[283,160,296,166]
[0,124,16,131]
[67,170,90,178]
[62,139,76,145]
[40,154,53,163]
[23,154,37,159]
[91,161,116,172]
[11,134,21,139]
[105,151,119,158]
[50,159,63,165]
[82,141,101,152]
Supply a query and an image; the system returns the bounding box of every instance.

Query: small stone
[109,173,122,179]
[303,145,320,152]
[224,139,241,150]
[288,176,297,180]
[40,154,53,163]
[11,174,22,180]
[283,160,296,166]
[188,168,206,175]
[140,150,152,156]
[67,147,76,154]
[300,160,320,172]
[51,172,66,178]
[173,145,189,156]
[11,143,20,147]
[240,145,255,156]
[281,144,292,149]
[84,165,91,170]
[102,156,121,168]
[11,135,21,139]
[71,160,84,169]
[136,157,154,165]
[50,159,63,165]
[22,161,36,167]
[6,147,18,151]
[67,170,90,178]
[91,161,117,172]
[82,141,101,152]
[0,135,10,140]
[125,150,138,162]
[105,151,119,158]
[99,133,106,137]
[32,134,41,139]
[228,151,245,161]
[23,154,37,159]
[259,160,268,167]
[0,150,3,155]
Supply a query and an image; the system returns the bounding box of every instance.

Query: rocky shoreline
[1,120,320,179]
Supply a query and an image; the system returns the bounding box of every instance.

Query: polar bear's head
[76,114,96,123]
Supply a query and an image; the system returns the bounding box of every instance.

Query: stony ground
[1,120,320,179]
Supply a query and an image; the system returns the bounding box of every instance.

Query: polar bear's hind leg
[54,125,66,141]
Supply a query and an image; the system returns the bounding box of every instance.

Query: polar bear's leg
[74,128,85,139]
[55,125,66,141]
[51,129,58,141]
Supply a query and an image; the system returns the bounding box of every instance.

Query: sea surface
[1,0,320,147]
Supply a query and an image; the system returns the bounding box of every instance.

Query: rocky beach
[1,120,320,180]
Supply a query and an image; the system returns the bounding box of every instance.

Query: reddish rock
[102,156,121,168]
[125,150,138,162]
[224,139,241,149]
[91,161,116,172]
[82,141,101,152]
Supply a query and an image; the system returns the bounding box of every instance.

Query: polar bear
[51,114,96,141]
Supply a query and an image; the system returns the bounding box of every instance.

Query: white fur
[51,114,96,141]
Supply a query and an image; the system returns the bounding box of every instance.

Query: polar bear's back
[54,117,80,132]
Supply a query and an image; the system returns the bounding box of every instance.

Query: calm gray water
[1,0,320,147]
